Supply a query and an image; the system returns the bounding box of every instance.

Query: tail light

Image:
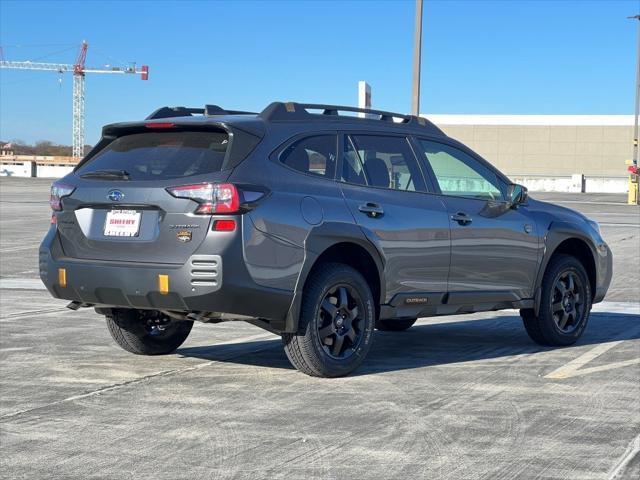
[49,182,75,211]
[166,183,240,214]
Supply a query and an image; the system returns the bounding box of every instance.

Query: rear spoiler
[147,105,257,120]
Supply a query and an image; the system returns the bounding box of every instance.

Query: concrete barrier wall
[584,177,628,193]
[0,163,74,178]
[511,175,627,193]
[0,162,34,177]
[35,165,75,178]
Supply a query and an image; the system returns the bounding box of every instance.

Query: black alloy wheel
[317,284,365,359]
[282,263,375,377]
[521,254,592,347]
[550,270,586,333]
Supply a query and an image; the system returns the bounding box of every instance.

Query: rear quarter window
[76,130,228,180]
[278,135,337,179]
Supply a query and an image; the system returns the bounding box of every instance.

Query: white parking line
[0,331,277,420]
[0,278,46,290]
[549,200,636,206]
[545,324,640,379]
[600,223,640,228]
[591,212,640,216]
[608,434,640,479]
[0,244,42,253]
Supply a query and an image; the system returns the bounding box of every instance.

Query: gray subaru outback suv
[40,102,612,377]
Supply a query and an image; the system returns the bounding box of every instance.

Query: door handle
[358,202,384,218]
[451,211,473,225]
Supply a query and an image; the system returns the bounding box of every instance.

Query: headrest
[364,157,390,188]
[285,147,309,173]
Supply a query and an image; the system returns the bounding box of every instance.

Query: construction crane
[0,41,148,158]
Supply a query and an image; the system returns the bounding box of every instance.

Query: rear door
[57,127,233,264]
[338,133,450,301]
[415,138,540,300]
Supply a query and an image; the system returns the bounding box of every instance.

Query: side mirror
[508,183,528,207]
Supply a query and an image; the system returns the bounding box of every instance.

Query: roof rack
[144,101,444,135]
[146,104,257,120]
[259,102,441,133]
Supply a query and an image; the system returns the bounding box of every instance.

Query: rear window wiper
[80,169,131,180]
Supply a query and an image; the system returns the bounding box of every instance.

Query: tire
[106,309,193,355]
[376,318,417,332]
[521,254,592,346]
[282,263,375,377]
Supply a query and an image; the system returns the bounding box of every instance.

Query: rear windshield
[76,130,228,180]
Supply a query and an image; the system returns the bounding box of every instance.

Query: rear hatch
[56,126,245,264]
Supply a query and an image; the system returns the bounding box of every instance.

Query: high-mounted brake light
[166,183,240,214]
[145,122,175,129]
[49,182,75,211]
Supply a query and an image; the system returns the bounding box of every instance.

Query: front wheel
[282,263,375,377]
[521,254,592,346]
[106,309,193,355]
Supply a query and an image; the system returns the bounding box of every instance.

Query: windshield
[76,130,229,180]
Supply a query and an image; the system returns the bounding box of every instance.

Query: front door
[416,138,540,301]
[338,133,450,302]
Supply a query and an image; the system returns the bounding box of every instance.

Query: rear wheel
[521,254,592,346]
[106,309,193,355]
[282,263,375,377]
[376,318,417,331]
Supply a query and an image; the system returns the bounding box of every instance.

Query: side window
[419,140,504,200]
[279,135,336,178]
[341,134,425,192]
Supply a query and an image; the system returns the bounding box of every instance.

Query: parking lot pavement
[0,177,639,479]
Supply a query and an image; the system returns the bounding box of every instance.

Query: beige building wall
[425,115,633,178]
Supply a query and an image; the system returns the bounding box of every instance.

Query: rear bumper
[39,227,292,325]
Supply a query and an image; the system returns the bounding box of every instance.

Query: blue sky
[0,0,638,145]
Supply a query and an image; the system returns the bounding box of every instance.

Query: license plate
[104,210,142,237]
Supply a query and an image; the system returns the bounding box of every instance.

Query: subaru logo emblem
[107,189,124,202]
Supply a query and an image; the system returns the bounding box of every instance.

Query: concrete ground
[0,177,639,480]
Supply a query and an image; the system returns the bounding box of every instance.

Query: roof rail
[259,102,439,132]
[146,105,257,120]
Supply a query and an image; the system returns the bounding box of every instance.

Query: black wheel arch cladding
[284,222,385,333]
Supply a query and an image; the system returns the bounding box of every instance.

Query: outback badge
[176,230,192,243]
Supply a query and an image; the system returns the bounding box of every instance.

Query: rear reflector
[213,219,236,231]
[145,122,175,129]
[58,268,67,287]
[158,274,169,295]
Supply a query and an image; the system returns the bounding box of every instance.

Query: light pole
[629,15,640,167]
[628,15,640,204]
[412,0,423,116]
